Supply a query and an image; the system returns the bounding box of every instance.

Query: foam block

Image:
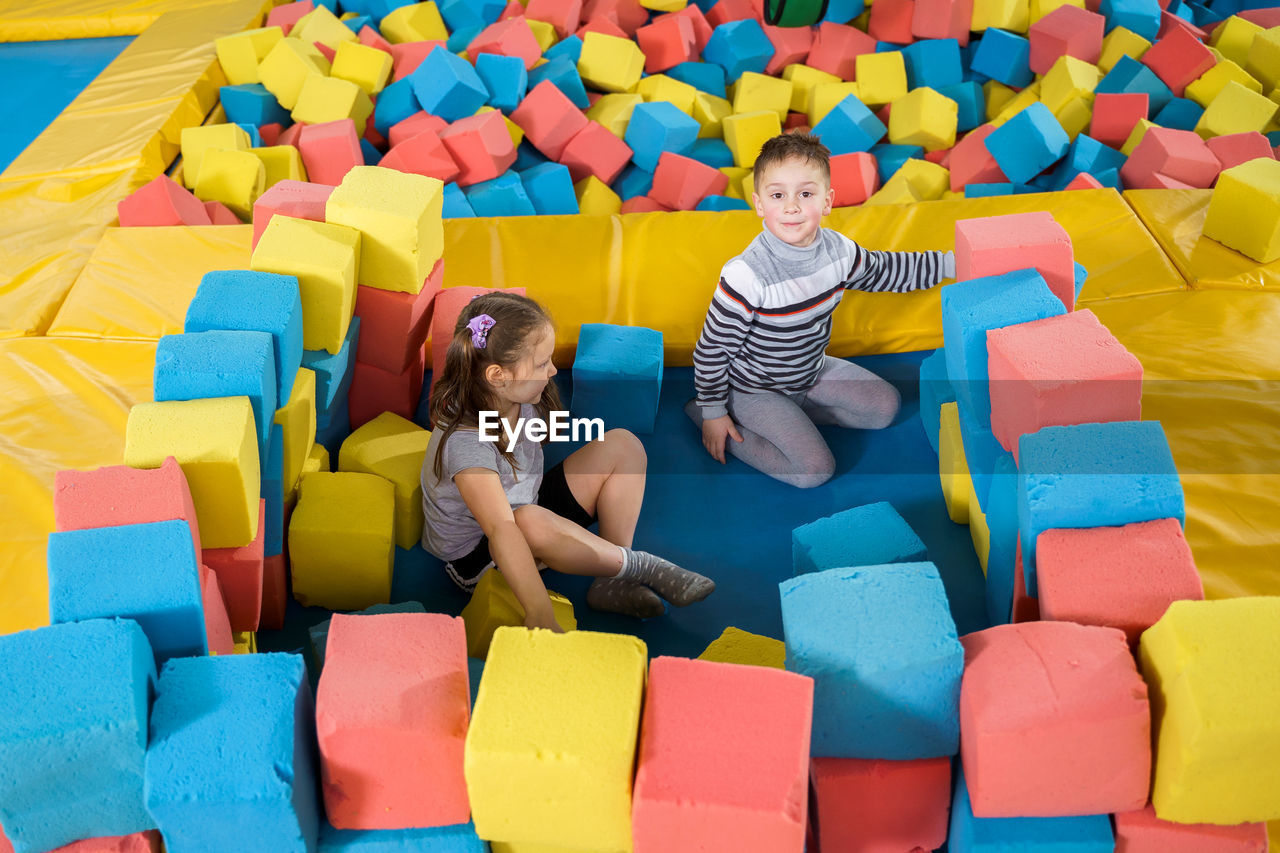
[260,552,288,631]
[631,657,813,852]
[297,118,364,186]
[289,471,394,610]
[697,626,785,668]
[1141,25,1215,97]
[624,99,701,171]
[918,348,955,453]
[913,0,974,44]
[983,101,1071,182]
[569,323,663,433]
[1113,805,1267,852]
[809,757,951,853]
[1203,157,1280,263]
[473,53,528,113]
[215,26,285,85]
[888,86,959,151]
[970,28,1033,88]
[381,2,449,43]
[274,367,318,496]
[1089,91,1148,147]
[1206,130,1275,170]
[575,174,623,214]
[646,150,728,209]
[468,18,543,70]
[459,569,577,659]
[954,211,1076,311]
[198,563,235,656]
[511,79,590,159]
[720,109,781,168]
[317,823,488,851]
[353,259,441,375]
[949,768,1116,852]
[938,402,972,524]
[250,180,333,252]
[552,121,630,186]
[117,174,213,227]
[258,38,331,111]
[823,150,878,205]
[574,31,645,93]
[465,628,646,849]
[1196,80,1280,140]
[868,0,916,42]
[948,125,1008,190]
[1121,125,1220,187]
[704,19,774,80]
[406,46,490,122]
[292,75,374,131]
[348,346,427,428]
[54,456,201,555]
[779,563,963,759]
[0,620,155,853]
[203,500,267,633]
[1030,5,1105,73]
[338,412,430,549]
[332,40,393,94]
[791,501,926,576]
[436,111,518,186]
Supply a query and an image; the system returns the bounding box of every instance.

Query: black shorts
[443,461,596,592]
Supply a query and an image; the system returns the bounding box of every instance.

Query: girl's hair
[429,291,563,479]
[752,131,832,188]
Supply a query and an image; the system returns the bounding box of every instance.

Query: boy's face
[752,157,834,249]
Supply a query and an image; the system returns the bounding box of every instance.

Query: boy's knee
[866,384,901,430]
[790,453,836,489]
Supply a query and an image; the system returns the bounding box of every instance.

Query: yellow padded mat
[0,0,263,43]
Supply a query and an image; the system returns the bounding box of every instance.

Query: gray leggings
[686,356,901,489]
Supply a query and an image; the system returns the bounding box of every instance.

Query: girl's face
[752,156,834,248]
[493,323,557,407]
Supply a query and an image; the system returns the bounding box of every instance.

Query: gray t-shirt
[420,403,544,561]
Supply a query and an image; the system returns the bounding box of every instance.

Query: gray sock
[586,576,666,619]
[616,547,716,607]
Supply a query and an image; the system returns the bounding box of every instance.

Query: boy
[687,132,955,488]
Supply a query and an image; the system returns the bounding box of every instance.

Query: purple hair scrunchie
[467,314,496,349]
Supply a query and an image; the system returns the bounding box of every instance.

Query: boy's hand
[701,415,743,464]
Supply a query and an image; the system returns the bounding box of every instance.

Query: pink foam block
[439,111,518,186]
[204,499,266,632]
[584,0,650,34]
[259,122,284,146]
[925,148,949,164]
[511,79,590,160]
[381,130,460,183]
[278,121,306,148]
[54,456,202,555]
[1029,5,1106,74]
[1206,131,1276,171]
[252,179,335,251]
[986,308,1143,460]
[389,112,449,148]
[959,620,1151,817]
[1140,26,1216,96]
[467,18,543,70]
[1089,92,1148,148]
[390,41,447,81]
[316,612,470,829]
[559,120,633,184]
[830,151,880,206]
[260,551,288,631]
[809,757,950,853]
[349,347,426,429]
[1036,519,1204,644]
[1012,539,1039,622]
[499,0,524,19]
[577,15,629,37]
[117,174,213,227]
[355,259,443,373]
[621,196,670,213]
[1238,7,1280,26]
[35,831,163,853]
[867,0,917,45]
[632,657,813,853]
[198,563,236,656]
[785,111,810,131]
[649,152,730,210]
[1064,171,1105,190]
[912,0,974,46]
[203,200,241,225]
[526,0,584,38]
[661,5,713,51]
[298,119,364,187]
[428,286,527,397]
[637,15,698,73]
[705,0,758,27]
[950,125,1008,191]
[763,24,813,75]
[955,211,1075,309]
[807,21,877,80]
[1121,126,1220,189]
[359,25,393,54]
[1114,805,1267,852]
[267,0,313,35]
[1158,9,1207,42]
[364,119,386,150]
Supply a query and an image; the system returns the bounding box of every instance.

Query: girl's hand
[523,607,566,633]
[701,415,743,464]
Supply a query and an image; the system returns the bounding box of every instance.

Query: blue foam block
[303,315,360,417]
[316,0,339,12]
[1100,0,1162,39]
[263,423,284,557]
[1269,129,1280,147]
[544,34,583,65]
[145,654,319,853]
[950,769,1114,852]
[344,14,374,33]
[474,52,528,114]
[938,81,985,132]
[1047,133,1126,188]
[186,269,304,404]
[360,137,382,166]
[965,182,1015,197]
[371,0,416,18]
[1154,96,1205,131]
[519,162,579,215]
[221,83,292,127]
[1073,261,1087,300]
[919,347,955,453]
[441,181,476,217]
[703,19,774,80]
[779,563,963,759]
[317,400,353,460]
[512,139,551,171]
[902,38,964,90]
[0,619,156,853]
[791,501,927,575]
[154,329,277,461]
[969,29,1033,88]
[871,142,924,182]
[958,398,1006,512]
[690,137,735,168]
[1089,166,1123,189]
[695,194,752,210]
[940,269,1065,427]
[1017,420,1185,596]
[812,94,888,155]
[615,163,655,200]
[464,169,537,216]
[823,0,866,21]
[48,521,207,663]
[439,0,491,33]
[570,323,664,434]
[983,101,1070,183]
[528,56,589,109]
[667,60,728,97]
[408,46,489,122]
[983,453,1018,626]
[446,25,483,54]
[373,76,420,137]
[318,822,488,852]
[624,101,700,172]
[1095,55,1173,116]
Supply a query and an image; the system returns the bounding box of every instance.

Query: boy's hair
[429,291,563,479]
[752,132,831,188]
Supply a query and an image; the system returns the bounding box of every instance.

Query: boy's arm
[839,235,956,293]
[693,272,759,419]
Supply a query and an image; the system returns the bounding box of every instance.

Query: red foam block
[381,130,461,183]
[359,25,393,54]
[1089,91,1148,148]
[1012,539,1039,622]
[951,126,1009,190]
[0,830,164,853]
[1141,25,1216,96]
[559,120,633,184]
[867,0,917,45]
[583,0,650,34]
[763,24,813,75]
[912,0,974,46]
[439,111,518,187]
[117,174,213,227]
[807,21,877,80]
[260,550,288,632]
[204,200,241,225]
[955,210,1075,309]
[355,258,444,374]
[204,499,267,632]
[809,757,951,853]
[389,111,449,148]
[467,18,543,70]
[199,563,236,656]
[54,456,202,555]
[526,0,584,38]
[1029,5,1105,74]
[1205,131,1276,171]
[511,79,590,160]
[637,15,698,73]
[267,0,313,35]
[1064,171,1105,189]
[830,151,880,206]
[390,41,447,81]
[660,4,713,51]
[349,347,426,429]
[705,0,758,26]
[620,196,670,213]
[252,179,336,251]
[649,151,730,210]
[298,119,364,187]
[1120,126,1220,189]
[1113,804,1267,852]
[577,15,630,37]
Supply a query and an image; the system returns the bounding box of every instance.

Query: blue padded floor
[261,351,989,667]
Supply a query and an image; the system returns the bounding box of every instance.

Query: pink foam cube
[912,0,974,46]
[705,0,758,27]
[526,0,584,38]
[389,41,447,81]
[1113,805,1267,852]
[467,18,543,70]
[261,551,288,631]
[24,830,163,853]
[438,111,517,187]
[203,200,241,225]
[637,15,698,73]
[1028,5,1106,74]
[763,24,813,75]
[1064,171,1105,189]
[584,0,650,34]
[252,179,335,251]
[661,4,713,51]
[950,125,1008,191]
[267,0,314,35]
[259,122,284,146]
[830,151,880,206]
[960,620,1151,817]
[559,120,633,184]
[649,152,730,210]
[198,563,235,656]
[1239,7,1280,26]
[1205,131,1276,171]
[358,25,393,54]
[381,130,460,183]
[1157,11,1208,47]
[577,15,630,37]
[631,656,813,853]
[499,0,524,19]
[363,119,386,150]
[511,79,590,160]
[1141,26,1216,96]
[428,286,527,397]
[1121,126,1220,189]
[117,174,213,227]
[316,612,470,829]
[389,112,449,148]
[1012,538,1039,622]
[621,196,670,213]
[1089,92,1148,148]
[809,757,951,853]
[278,121,306,148]
[349,348,426,429]
[298,119,364,187]
[955,211,1076,310]
[807,21,877,80]
[355,258,443,374]
[203,499,266,632]
[785,111,810,131]
[867,0,917,45]
[54,456,202,555]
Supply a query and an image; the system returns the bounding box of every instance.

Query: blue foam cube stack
[474,53,528,114]
[624,101,701,172]
[520,162,580,215]
[969,29,1034,88]
[571,323,664,434]
[220,84,291,128]
[919,347,956,453]
[408,46,490,122]
[145,653,319,853]
[791,501,927,575]
[983,102,1071,184]
[0,619,156,853]
[318,823,489,852]
[812,94,888,154]
[779,562,963,759]
[949,769,1115,852]
[703,19,774,80]
[464,170,538,216]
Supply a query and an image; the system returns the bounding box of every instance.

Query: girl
[421,292,716,630]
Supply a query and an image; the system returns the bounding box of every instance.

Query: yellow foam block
[1203,157,1280,264]
[782,64,842,113]
[302,441,330,477]
[1138,598,1280,824]
[1211,16,1264,67]
[325,165,444,295]
[731,71,792,121]
[586,93,643,138]
[1195,80,1279,138]
[741,171,755,200]
[1186,59,1264,109]
[379,1,447,43]
[252,144,308,189]
[938,401,971,524]
[865,178,921,205]
[807,81,861,126]
[527,18,558,51]
[1246,26,1280,92]
[294,4,358,50]
[578,32,645,94]
[722,109,783,169]
[641,0,687,10]
[972,0,1030,33]
[1054,95,1093,140]
[693,91,732,138]
[969,487,991,574]
[992,82,1041,125]
[331,40,393,95]
[292,73,374,128]
[259,37,332,111]
[492,843,615,853]
[465,627,646,849]
[231,630,258,655]
[338,411,430,549]
[460,570,577,659]
[275,368,317,496]
[891,158,947,199]
[634,73,698,114]
[215,26,284,86]
[1040,55,1101,113]
[251,216,360,354]
[1098,26,1151,73]
[124,397,261,549]
[855,51,908,107]
[575,176,621,215]
[984,80,1018,120]
[697,626,786,669]
[1029,0,1083,23]
[193,147,265,221]
[1121,117,1156,155]
[179,123,251,191]
[889,87,959,151]
[289,471,394,610]
[719,165,751,199]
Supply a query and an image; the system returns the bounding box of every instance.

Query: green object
[765,0,829,27]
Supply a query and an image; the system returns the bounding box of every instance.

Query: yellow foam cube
[294,4,358,50]
[302,441,330,477]
[969,488,991,574]
[693,91,732,138]
[1196,79,1279,138]
[251,216,360,354]
[895,158,948,198]
[252,144,308,189]
[1139,598,1280,825]
[325,165,443,295]
[972,0,1030,33]
[984,80,1018,120]
[938,401,971,524]
[124,397,261,548]
[331,40,393,95]
[698,626,785,669]
[782,64,841,113]
[1040,55,1100,113]
[1054,95,1093,140]
[1186,59,1264,108]
[1098,26,1151,73]
[179,123,251,190]
[215,26,284,85]
[741,170,755,201]
[527,18,558,51]
[731,71,792,121]
[807,81,861,126]
[1210,15,1265,67]
[641,0,686,10]
[258,37,332,110]
[465,627,646,849]
[1029,0,1083,23]
[719,165,751,199]
[1121,117,1156,155]
[492,841,611,853]
[291,74,374,127]
[193,147,264,220]
[991,82,1041,126]
[460,570,577,659]
[575,176,621,215]
[889,88,958,151]
[289,471,394,610]
[855,51,908,107]
[634,73,698,114]
[231,630,257,654]
[275,368,317,497]
[578,32,645,94]
[338,411,430,549]
[379,1,447,42]
[1247,26,1280,92]
[722,109,783,168]
[1203,157,1280,263]
[586,93,643,137]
